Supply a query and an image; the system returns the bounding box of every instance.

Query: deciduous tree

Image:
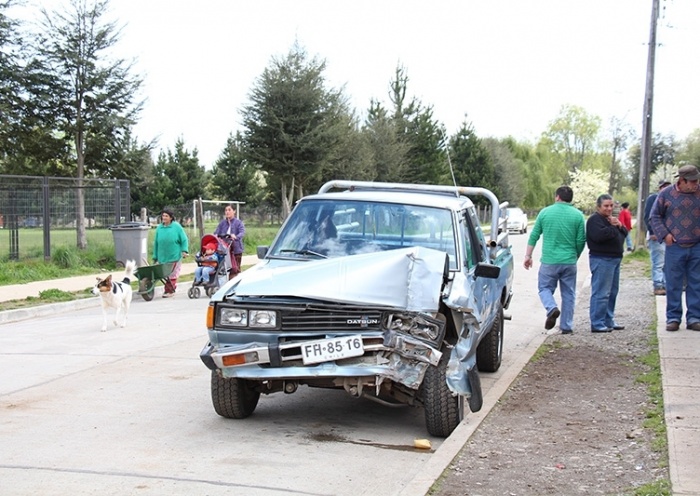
[569,169,608,214]
[678,129,700,167]
[482,137,525,207]
[627,132,677,188]
[604,116,635,194]
[542,104,601,181]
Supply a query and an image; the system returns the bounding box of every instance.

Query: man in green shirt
[523,186,586,334]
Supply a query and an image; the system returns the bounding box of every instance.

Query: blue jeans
[589,256,621,330]
[625,233,633,250]
[665,243,700,325]
[537,263,577,331]
[194,266,215,283]
[647,238,666,289]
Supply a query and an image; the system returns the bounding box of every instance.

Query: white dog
[92,260,136,332]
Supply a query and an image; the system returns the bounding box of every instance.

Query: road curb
[0,297,101,325]
[0,286,167,326]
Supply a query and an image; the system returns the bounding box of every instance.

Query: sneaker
[687,322,700,332]
[666,322,680,332]
[544,308,560,330]
[162,292,174,298]
[561,329,573,335]
[653,288,666,296]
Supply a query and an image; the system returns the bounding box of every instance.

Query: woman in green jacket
[153,208,189,297]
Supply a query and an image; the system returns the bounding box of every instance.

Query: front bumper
[200,331,442,389]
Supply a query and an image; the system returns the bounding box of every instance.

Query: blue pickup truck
[200,180,514,437]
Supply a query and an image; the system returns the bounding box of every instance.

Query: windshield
[268,199,458,269]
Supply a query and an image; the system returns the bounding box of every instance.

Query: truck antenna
[445,134,459,197]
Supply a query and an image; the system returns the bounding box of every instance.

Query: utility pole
[636,0,660,247]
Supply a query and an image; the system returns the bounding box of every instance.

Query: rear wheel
[477,303,504,372]
[211,371,260,419]
[423,349,464,437]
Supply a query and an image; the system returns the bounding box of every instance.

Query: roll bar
[318,180,509,259]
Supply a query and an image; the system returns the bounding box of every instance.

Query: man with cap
[644,178,672,295]
[650,164,700,332]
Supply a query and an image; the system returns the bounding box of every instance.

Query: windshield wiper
[279,249,328,259]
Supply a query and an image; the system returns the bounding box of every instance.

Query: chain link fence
[0,175,130,260]
[0,174,288,262]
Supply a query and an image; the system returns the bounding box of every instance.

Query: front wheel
[211,371,260,419]
[477,303,504,373]
[139,277,154,301]
[423,350,464,438]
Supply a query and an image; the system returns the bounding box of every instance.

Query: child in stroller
[187,234,227,299]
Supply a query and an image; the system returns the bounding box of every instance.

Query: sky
[16,0,700,168]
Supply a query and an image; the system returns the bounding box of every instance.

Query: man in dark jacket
[586,194,627,333]
[644,179,671,295]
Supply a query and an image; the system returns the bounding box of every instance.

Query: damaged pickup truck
[200,180,514,437]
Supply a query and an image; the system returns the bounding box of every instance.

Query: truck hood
[221,247,448,313]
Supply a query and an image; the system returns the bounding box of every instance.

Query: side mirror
[474,262,500,279]
[256,246,269,259]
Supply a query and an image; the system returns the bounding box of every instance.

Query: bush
[51,246,81,269]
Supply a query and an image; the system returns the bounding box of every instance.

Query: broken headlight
[383,312,445,344]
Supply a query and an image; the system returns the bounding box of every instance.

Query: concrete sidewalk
[655,295,700,496]
[0,263,698,494]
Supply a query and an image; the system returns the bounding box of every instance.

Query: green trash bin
[109,222,150,267]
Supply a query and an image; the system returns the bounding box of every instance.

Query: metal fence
[0,175,130,260]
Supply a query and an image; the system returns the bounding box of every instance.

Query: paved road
[0,234,579,495]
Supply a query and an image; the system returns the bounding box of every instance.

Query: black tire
[139,277,154,301]
[187,287,196,299]
[477,303,504,373]
[211,370,260,419]
[206,286,216,297]
[423,349,464,438]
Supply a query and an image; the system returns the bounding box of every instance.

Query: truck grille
[281,309,383,332]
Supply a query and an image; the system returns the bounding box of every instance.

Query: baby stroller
[187,234,230,299]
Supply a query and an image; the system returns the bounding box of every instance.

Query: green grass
[636,329,668,458]
[621,301,670,495]
[629,479,671,496]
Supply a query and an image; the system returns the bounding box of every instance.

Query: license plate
[301,335,365,364]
